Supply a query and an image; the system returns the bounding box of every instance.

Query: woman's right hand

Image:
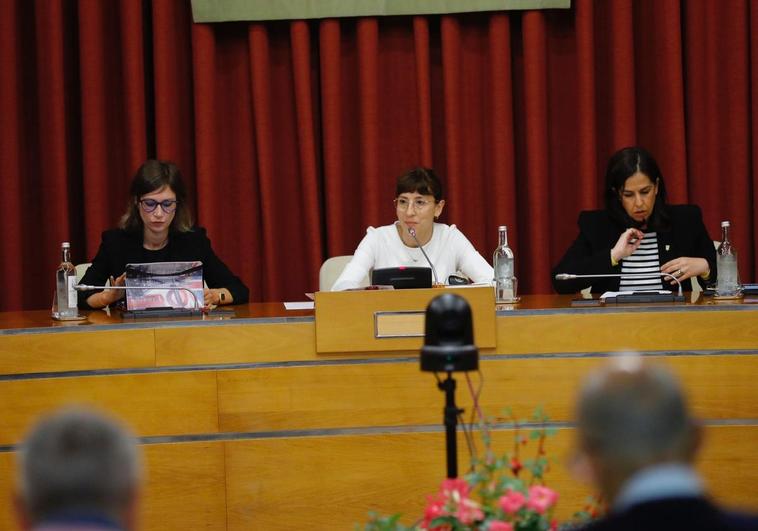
[102,273,126,306]
[611,228,644,263]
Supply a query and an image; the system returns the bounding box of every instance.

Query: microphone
[407,226,440,286]
[75,284,203,311]
[554,272,684,299]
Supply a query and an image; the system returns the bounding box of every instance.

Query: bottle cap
[62,241,71,248]
[721,221,730,228]
[498,225,507,231]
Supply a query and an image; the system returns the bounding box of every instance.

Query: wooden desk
[0,295,756,529]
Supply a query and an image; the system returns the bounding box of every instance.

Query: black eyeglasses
[139,199,178,213]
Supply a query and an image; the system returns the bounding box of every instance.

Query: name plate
[374,311,425,338]
[314,286,496,353]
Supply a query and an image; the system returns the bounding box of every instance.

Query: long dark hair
[604,147,670,231]
[119,160,193,233]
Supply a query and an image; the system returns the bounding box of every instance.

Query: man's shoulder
[580,497,758,531]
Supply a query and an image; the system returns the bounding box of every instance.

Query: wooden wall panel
[0,371,219,445]
[155,322,316,365]
[496,310,758,354]
[217,355,758,432]
[224,426,758,530]
[0,329,155,374]
[0,452,16,531]
[140,442,227,531]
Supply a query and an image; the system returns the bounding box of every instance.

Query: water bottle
[716,221,741,297]
[493,225,516,302]
[52,242,79,319]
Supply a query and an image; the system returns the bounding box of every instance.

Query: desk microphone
[75,284,203,310]
[554,272,684,298]
[407,226,440,286]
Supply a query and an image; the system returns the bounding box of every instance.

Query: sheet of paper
[284,301,314,310]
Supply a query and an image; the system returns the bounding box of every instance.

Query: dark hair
[396,167,443,201]
[604,147,670,231]
[19,407,140,525]
[119,160,193,233]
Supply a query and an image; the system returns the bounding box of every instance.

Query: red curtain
[1,0,756,311]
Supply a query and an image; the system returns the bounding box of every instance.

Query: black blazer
[580,497,758,531]
[552,205,717,294]
[78,227,249,309]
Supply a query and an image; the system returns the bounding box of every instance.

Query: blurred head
[15,407,141,530]
[119,160,193,234]
[575,356,699,503]
[604,147,669,230]
[393,167,445,238]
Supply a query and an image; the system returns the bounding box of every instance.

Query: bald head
[577,358,698,479]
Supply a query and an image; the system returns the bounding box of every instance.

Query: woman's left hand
[660,257,710,284]
[204,288,222,306]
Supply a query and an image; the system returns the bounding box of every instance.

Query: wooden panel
[217,363,442,432]
[0,371,219,445]
[315,286,496,353]
[224,426,758,530]
[496,310,758,354]
[155,322,316,366]
[140,442,227,531]
[0,329,155,374]
[217,354,758,432]
[698,425,758,510]
[0,452,16,531]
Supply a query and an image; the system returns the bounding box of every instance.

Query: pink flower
[498,489,526,514]
[453,497,483,525]
[526,485,559,514]
[440,478,471,499]
[489,521,515,531]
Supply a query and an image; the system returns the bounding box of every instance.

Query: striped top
[619,232,663,291]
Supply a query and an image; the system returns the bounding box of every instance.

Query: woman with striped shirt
[552,147,717,294]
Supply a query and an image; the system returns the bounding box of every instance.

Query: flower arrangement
[363,407,600,531]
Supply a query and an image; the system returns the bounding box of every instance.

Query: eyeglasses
[394,197,434,211]
[139,199,178,213]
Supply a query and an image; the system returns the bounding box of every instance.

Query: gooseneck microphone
[407,226,440,286]
[75,284,202,310]
[554,272,684,298]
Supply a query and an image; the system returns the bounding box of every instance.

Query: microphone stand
[407,226,440,286]
[439,371,462,478]
[555,272,685,302]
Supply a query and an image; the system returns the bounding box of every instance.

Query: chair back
[75,263,92,283]
[319,256,369,291]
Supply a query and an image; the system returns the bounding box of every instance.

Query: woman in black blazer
[552,147,716,294]
[78,160,249,309]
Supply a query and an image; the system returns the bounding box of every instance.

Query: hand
[102,274,126,305]
[204,288,223,306]
[661,257,710,285]
[611,228,644,263]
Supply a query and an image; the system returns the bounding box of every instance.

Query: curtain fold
[1,0,756,311]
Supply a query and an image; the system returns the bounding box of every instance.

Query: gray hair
[577,358,696,472]
[17,407,141,525]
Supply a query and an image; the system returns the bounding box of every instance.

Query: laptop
[371,266,432,289]
[124,261,204,311]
